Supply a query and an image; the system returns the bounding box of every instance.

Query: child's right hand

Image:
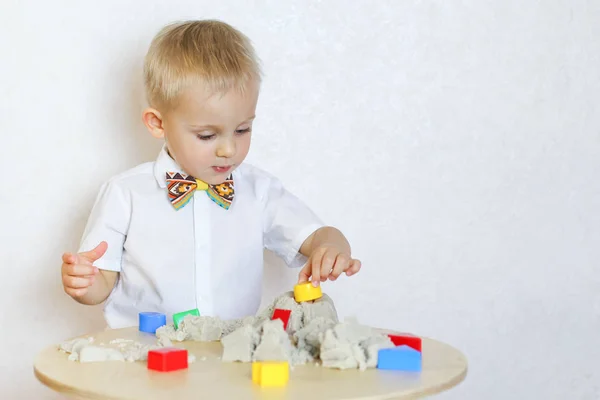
[61,241,108,299]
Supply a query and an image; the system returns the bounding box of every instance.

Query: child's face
[149,80,259,185]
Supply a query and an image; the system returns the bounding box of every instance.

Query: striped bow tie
[166,172,234,210]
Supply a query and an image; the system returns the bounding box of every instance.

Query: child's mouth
[212,165,232,173]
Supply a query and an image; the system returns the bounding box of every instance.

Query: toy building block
[173,308,200,330]
[252,362,261,384]
[388,333,422,352]
[271,309,292,330]
[293,282,323,302]
[147,348,188,372]
[377,345,422,371]
[252,361,289,387]
[139,312,167,334]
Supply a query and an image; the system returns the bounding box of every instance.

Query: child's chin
[205,172,233,185]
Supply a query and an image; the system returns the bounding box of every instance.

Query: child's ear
[142,108,165,139]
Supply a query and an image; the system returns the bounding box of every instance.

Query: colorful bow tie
[166,172,234,210]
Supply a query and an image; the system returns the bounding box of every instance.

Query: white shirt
[79,146,323,328]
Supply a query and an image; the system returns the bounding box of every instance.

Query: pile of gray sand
[155,291,395,370]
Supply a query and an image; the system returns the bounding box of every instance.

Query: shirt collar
[153,144,183,188]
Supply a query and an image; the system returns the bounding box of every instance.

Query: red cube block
[271,309,292,330]
[147,347,188,372]
[388,334,422,352]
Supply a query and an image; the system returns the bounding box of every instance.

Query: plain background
[1,0,599,399]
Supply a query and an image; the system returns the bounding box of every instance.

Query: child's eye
[236,128,251,135]
[197,134,215,141]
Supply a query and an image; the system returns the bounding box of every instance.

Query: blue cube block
[377,345,422,371]
[139,312,167,334]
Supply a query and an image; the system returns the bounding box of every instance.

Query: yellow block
[252,361,289,387]
[252,362,261,384]
[293,282,323,302]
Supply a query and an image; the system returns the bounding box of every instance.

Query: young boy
[60,20,361,329]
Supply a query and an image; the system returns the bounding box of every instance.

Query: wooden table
[34,327,467,399]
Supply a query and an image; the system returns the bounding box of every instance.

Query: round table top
[34,327,467,400]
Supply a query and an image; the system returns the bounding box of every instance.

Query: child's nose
[216,138,236,158]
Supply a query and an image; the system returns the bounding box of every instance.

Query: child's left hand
[298,244,361,287]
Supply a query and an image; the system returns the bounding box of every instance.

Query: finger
[62,252,76,264]
[345,259,362,276]
[63,275,94,289]
[78,241,108,264]
[65,287,88,298]
[297,263,311,283]
[329,254,350,281]
[311,248,326,287]
[319,249,338,282]
[65,263,99,277]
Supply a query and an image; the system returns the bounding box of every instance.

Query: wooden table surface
[34,327,467,399]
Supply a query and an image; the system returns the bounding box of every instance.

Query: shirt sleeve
[78,180,131,272]
[262,176,325,268]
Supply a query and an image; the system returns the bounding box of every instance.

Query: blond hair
[143,20,262,110]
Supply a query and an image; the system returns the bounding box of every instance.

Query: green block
[173,308,200,330]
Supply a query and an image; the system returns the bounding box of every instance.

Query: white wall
[1,1,598,398]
